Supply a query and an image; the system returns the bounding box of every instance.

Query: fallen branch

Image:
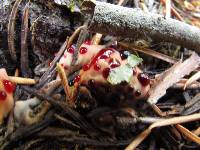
[119,42,178,64]
[82,0,200,51]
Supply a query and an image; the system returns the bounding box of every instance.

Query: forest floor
[0,0,200,149]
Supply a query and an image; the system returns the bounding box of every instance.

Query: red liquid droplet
[99,55,109,59]
[79,47,88,54]
[102,68,110,79]
[0,91,7,101]
[48,61,52,67]
[74,75,81,83]
[94,63,101,71]
[89,48,114,67]
[64,66,68,70]
[84,40,91,45]
[137,73,150,86]
[83,64,90,71]
[3,80,16,93]
[67,47,74,54]
[109,58,121,68]
[61,63,64,67]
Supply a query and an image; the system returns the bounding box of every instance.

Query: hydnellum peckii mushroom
[0,68,36,124]
[60,41,150,101]
[14,40,150,125]
[0,68,15,124]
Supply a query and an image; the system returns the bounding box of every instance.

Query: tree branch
[82,0,200,51]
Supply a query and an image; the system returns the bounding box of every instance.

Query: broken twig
[82,1,200,51]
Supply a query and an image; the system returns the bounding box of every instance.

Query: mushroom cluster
[59,41,150,100]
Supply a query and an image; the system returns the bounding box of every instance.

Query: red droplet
[3,80,16,93]
[61,63,64,67]
[109,58,121,68]
[74,75,81,83]
[132,68,137,76]
[94,63,101,71]
[64,66,68,70]
[84,40,91,45]
[0,91,7,101]
[83,64,90,71]
[99,55,109,59]
[67,47,74,54]
[89,48,114,67]
[79,47,88,54]
[102,68,110,79]
[48,61,52,67]
[64,54,67,58]
[137,73,150,86]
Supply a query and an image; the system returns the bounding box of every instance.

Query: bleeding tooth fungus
[0,68,15,123]
[58,41,150,100]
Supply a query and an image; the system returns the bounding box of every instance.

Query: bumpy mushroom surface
[0,68,15,123]
[59,42,150,100]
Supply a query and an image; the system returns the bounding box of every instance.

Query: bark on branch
[82,0,200,51]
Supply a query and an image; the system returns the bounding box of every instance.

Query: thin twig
[193,127,200,136]
[67,25,86,48]
[56,63,72,105]
[54,113,80,129]
[20,2,30,77]
[37,38,69,88]
[161,0,184,21]
[184,71,200,90]
[165,0,171,18]
[8,76,37,85]
[125,113,200,150]
[139,0,148,12]
[175,124,200,144]
[22,86,103,139]
[7,0,23,62]
[71,24,88,66]
[119,42,178,64]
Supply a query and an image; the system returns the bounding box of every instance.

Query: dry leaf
[148,52,200,104]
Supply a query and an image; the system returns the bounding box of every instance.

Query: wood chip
[148,52,200,104]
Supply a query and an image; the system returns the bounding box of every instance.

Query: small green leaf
[127,54,143,66]
[107,54,142,85]
[107,65,132,84]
